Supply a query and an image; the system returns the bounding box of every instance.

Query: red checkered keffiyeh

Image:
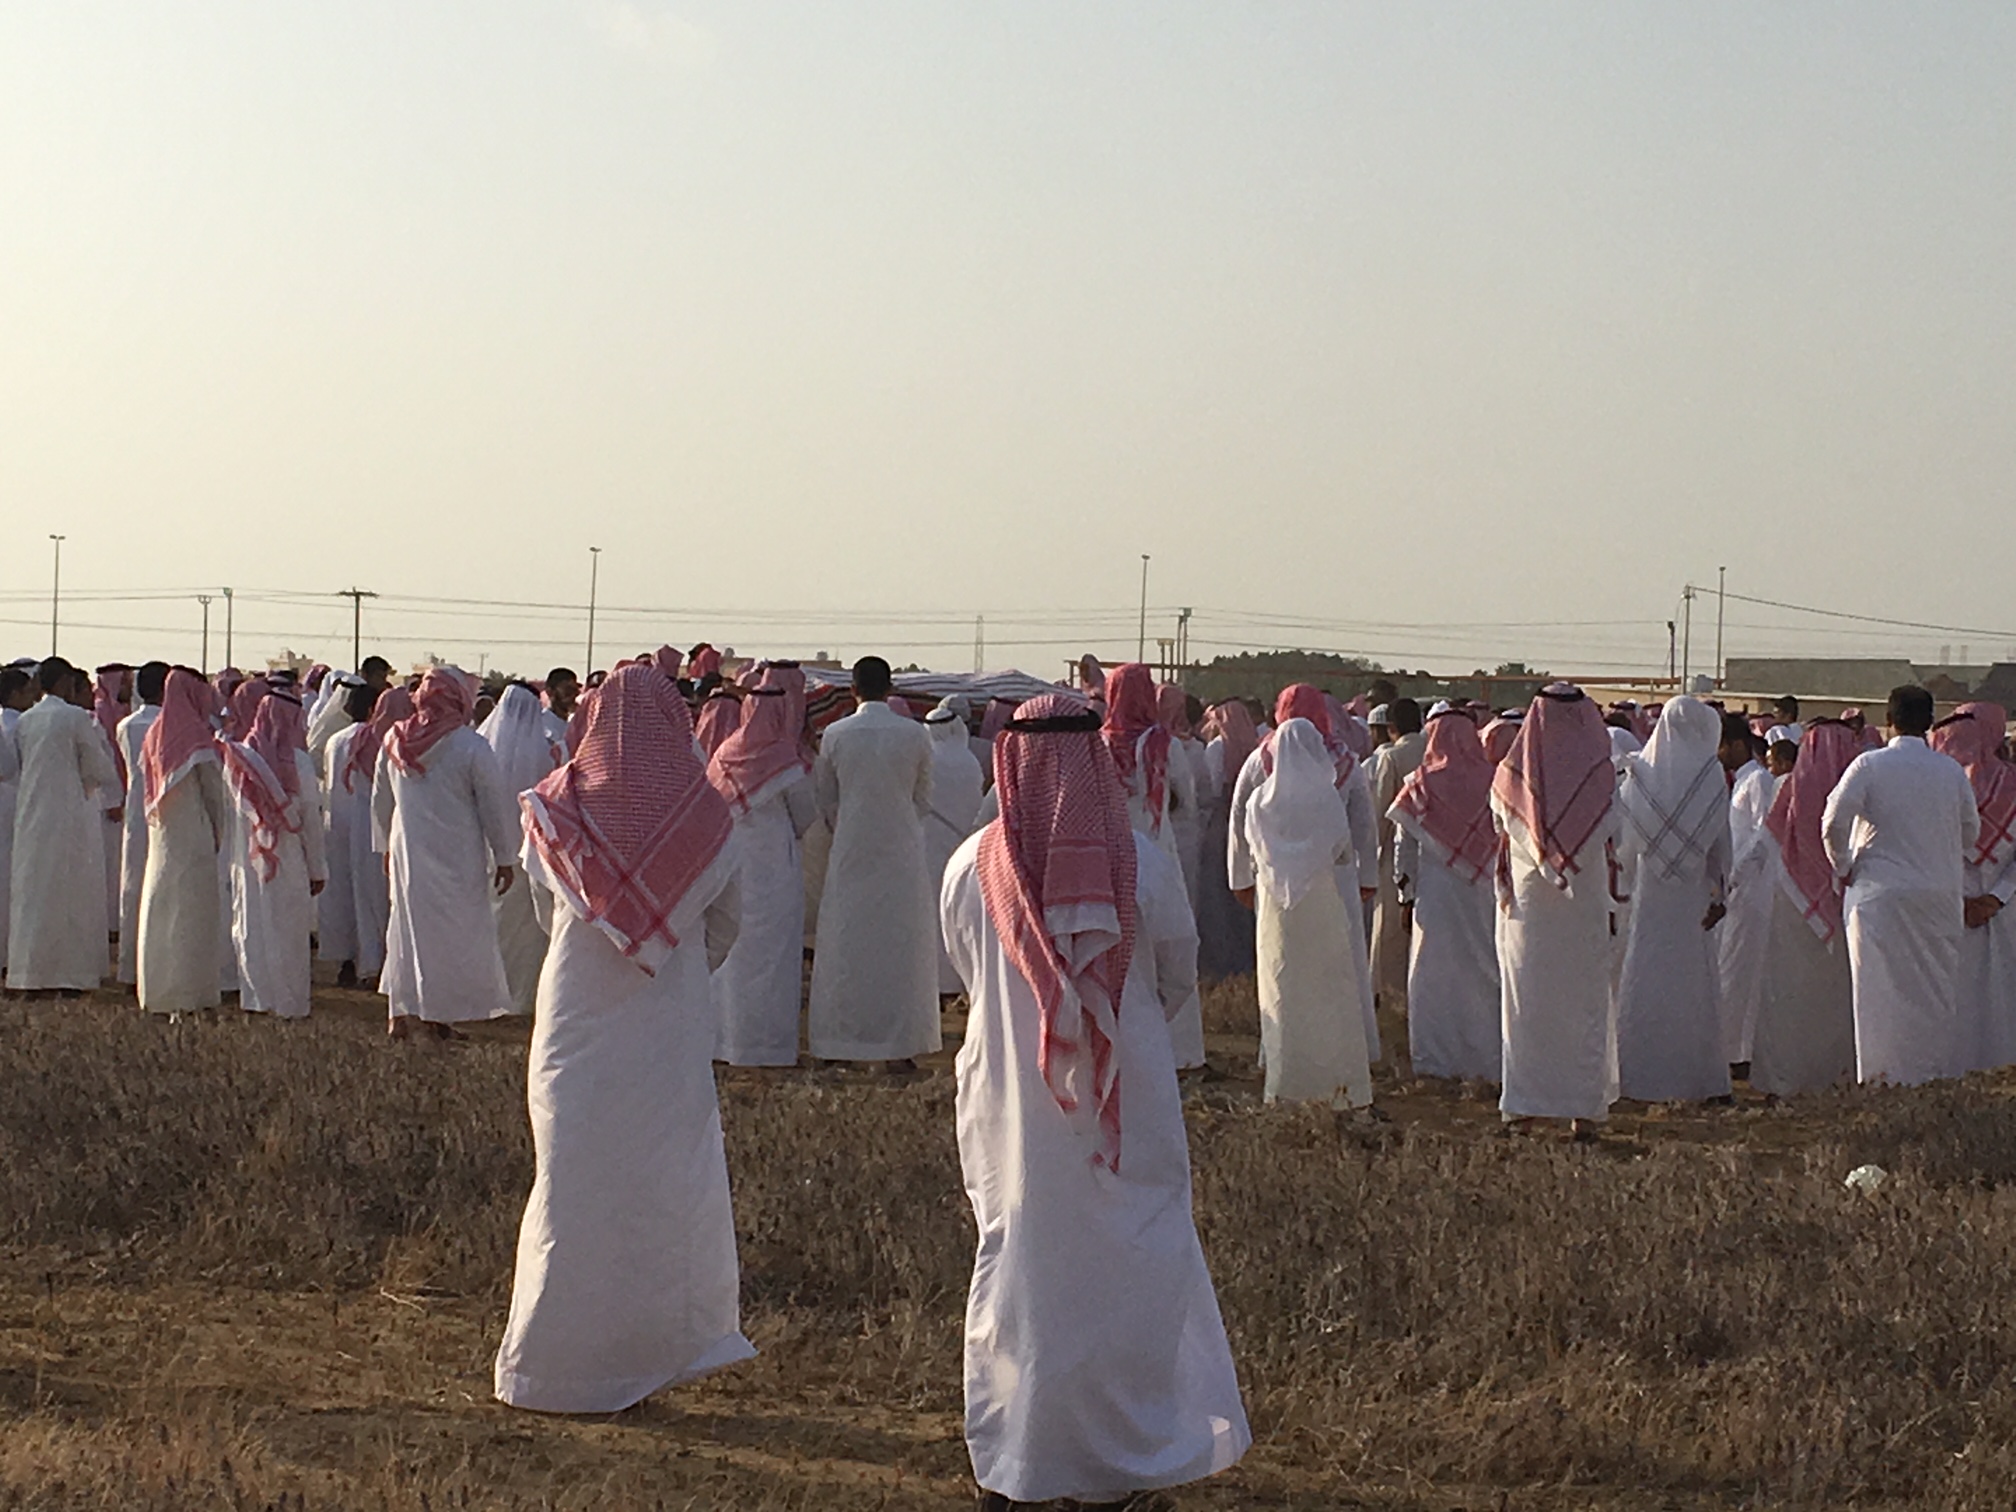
[1101,662,1172,833]
[1391,709,1499,883]
[709,667,812,814]
[978,693,1137,1173]
[523,663,733,976]
[1491,683,1615,886]
[342,686,414,794]
[693,689,742,760]
[1205,699,1258,777]
[141,669,222,820]
[1930,702,2016,871]
[1259,684,1357,786]
[1765,719,1861,941]
[247,693,307,801]
[386,670,472,777]
[219,734,299,882]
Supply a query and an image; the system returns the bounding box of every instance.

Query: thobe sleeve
[1136,836,1200,1022]
[520,829,556,936]
[1393,812,1420,904]
[911,734,934,821]
[1344,766,1379,893]
[1226,752,1262,891]
[1986,842,2016,908]
[1957,768,1982,862]
[466,741,523,869]
[1168,740,1197,818]
[78,718,119,801]
[704,867,741,973]
[295,751,329,884]
[370,750,396,854]
[1821,759,1868,880]
[814,743,840,829]
[782,773,819,838]
[195,762,229,851]
[938,844,980,995]
[1704,794,1731,907]
[0,726,17,785]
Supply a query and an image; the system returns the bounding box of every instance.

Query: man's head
[1389,697,1423,737]
[1766,738,1800,777]
[345,682,381,724]
[1367,677,1399,706]
[359,655,393,693]
[0,667,32,712]
[37,656,84,705]
[1887,685,1935,738]
[1718,712,1757,772]
[852,655,893,703]
[545,667,581,717]
[1773,694,1800,724]
[135,661,171,706]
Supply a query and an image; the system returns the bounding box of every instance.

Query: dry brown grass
[6,978,2016,1508]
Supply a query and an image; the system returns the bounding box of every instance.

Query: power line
[1695,586,2016,642]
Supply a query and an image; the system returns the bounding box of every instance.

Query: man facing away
[807,655,939,1070]
[7,657,120,997]
[112,661,169,987]
[1371,696,1427,1013]
[1823,685,1978,1086]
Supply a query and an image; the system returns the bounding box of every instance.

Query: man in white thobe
[1371,698,1427,1013]
[807,656,939,1067]
[0,666,33,975]
[1823,685,1979,1086]
[924,703,985,995]
[1716,713,1775,1074]
[112,661,167,986]
[7,658,119,995]
[137,669,230,1016]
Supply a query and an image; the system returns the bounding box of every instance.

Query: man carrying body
[807,655,939,1070]
[1822,685,1978,1085]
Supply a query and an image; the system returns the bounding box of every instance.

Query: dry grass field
[7,975,2016,1510]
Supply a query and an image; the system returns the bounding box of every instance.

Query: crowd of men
[2,643,2009,1507]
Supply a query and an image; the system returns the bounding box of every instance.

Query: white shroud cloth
[1393,809,1502,1082]
[1823,736,1979,1085]
[229,748,328,1019]
[1717,761,1776,1063]
[372,726,521,1024]
[1495,801,1620,1122]
[807,701,941,1061]
[7,698,118,991]
[113,705,160,984]
[941,829,1249,1505]
[495,840,754,1412]
[1242,719,1372,1107]
[482,686,566,1015]
[137,759,229,1014]
[1613,698,1732,1102]
[925,715,985,993]
[712,773,817,1065]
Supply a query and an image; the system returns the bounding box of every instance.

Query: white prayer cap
[1766,724,1800,746]
[1367,703,1392,728]
[1427,700,1453,719]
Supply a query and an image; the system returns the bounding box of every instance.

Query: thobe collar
[1887,734,1928,749]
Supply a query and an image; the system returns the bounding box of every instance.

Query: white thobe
[1748,829,1856,1098]
[1717,761,1775,1064]
[1252,843,1373,1108]
[807,702,941,1062]
[925,732,985,994]
[1194,737,1254,978]
[1371,732,1426,1010]
[1228,749,1380,1062]
[713,774,817,1066]
[1392,814,1502,1082]
[941,830,1249,1505]
[1615,795,1731,1104]
[1495,804,1620,1122]
[1170,735,1209,925]
[321,725,391,979]
[372,728,521,1025]
[0,708,18,972]
[113,706,160,985]
[1823,736,1979,1086]
[7,698,118,991]
[100,724,124,936]
[495,840,755,1412]
[1958,811,2016,1073]
[1122,740,1203,1066]
[137,761,229,1014]
[231,749,329,1019]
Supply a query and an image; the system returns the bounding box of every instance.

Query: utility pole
[585,546,602,671]
[1667,620,1677,683]
[198,594,213,672]
[1136,554,1151,663]
[1681,585,1695,686]
[973,615,984,674]
[1715,565,1727,689]
[338,587,377,671]
[1177,607,1193,670]
[223,586,235,669]
[48,535,64,655]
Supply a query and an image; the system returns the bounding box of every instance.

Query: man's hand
[108,806,124,823]
[1400,902,1414,933]
[1965,895,2004,929]
[1234,886,1255,911]
[1702,901,1727,930]
[1359,887,1377,904]
[494,865,516,896]
[309,878,326,897]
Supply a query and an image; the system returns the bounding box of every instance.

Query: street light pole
[198,594,213,672]
[1715,565,1727,689]
[48,535,64,655]
[223,587,235,669]
[1681,585,1695,686]
[586,547,602,671]
[338,587,377,670]
[1136,554,1150,663]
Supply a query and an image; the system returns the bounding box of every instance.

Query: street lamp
[1136,554,1150,663]
[48,535,64,655]
[585,546,602,671]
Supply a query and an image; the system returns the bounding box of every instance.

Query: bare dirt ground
[6,973,2016,1509]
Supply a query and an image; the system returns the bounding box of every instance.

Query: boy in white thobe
[1823,686,1979,1086]
[136,670,230,1016]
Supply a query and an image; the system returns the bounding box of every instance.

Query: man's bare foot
[1570,1118,1601,1143]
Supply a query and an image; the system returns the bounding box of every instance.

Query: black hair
[345,683,380,724]
[545,667,578,687]
[1720,712,1753,746]
[359,655,393,678]
[1774,694,1800,720]
[1367,677,1399,705]
[1768,739,1800,767]
[852,656,893,700]
[136,661,171,704]
[0,668,28,706]
[36,656,76,695]
[1389,697,1423,736]
[1887,685,1934,736]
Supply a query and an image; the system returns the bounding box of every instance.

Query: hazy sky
[5,2,2013,680]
